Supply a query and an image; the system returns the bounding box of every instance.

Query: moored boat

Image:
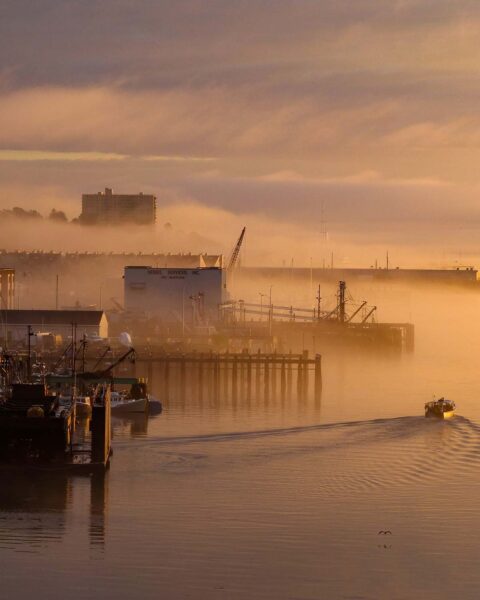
[110,380,161,414]
[0,383,74,461]
[425,397,456,419]
[111,392,148,414]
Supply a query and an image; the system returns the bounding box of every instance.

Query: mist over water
[4,1,480,597]
[2,275,480,599]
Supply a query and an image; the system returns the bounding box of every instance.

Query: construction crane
[227,227,246,272]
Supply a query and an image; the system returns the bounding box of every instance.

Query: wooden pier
[136,350,322,402]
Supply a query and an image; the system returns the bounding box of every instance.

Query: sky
[1,1,480,265]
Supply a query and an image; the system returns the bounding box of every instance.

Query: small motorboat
[425,397,456,419]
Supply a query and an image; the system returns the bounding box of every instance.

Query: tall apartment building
[81,188,156,225]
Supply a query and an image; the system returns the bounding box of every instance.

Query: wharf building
[0,252,223,312]
[124,266,226,324]
[0,310,108,345]
[81,187,156,225]
[0,251,223,271]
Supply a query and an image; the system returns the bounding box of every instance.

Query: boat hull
[425,408,455,419]
[111,398,148,414]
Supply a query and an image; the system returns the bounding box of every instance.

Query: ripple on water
[114,414,480,493]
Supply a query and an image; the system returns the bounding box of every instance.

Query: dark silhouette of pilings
[137,350,321,402]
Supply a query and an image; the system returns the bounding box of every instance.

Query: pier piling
[135,351,322,404]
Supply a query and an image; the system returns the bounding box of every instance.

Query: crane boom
[78,348,136,380]
[346,301,367,323]
[361,306,377,323]
[228,227,246,271]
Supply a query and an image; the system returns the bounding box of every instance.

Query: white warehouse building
[124,266,226,323]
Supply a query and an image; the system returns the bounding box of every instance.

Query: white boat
[110,391,148,414]
[109,381,161,415]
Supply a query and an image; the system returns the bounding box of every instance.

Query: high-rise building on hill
[81,187,156,225]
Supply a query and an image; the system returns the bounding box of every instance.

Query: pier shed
[0,310,108,344]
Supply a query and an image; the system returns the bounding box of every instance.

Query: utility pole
[259,292,266,322]
[71,323,77,402]
[316,284,321,322]
[182,288,185,336]
[55,274,59,310]
[338,281,346,324]
[269,285,273,337]
[310,257,313,297]
[27,325,34,382]
[81,334,87,373]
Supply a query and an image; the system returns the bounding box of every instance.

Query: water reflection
[0,469,109,551]
[90,472,109,548]
[112,413,150,438]
[134,359,323,439]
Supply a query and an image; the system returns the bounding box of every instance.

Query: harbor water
[2,284,480,599]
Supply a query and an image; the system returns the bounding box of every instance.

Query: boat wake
[114,415,422,447]
[114,414,480,492]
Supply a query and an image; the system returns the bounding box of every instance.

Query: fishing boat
[111,391,148,414]
[425,397,456,419]
[110,380,161,414]
[0,383,74,461]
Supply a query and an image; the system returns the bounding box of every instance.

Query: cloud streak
[0,149,216,163]
[1,0,480,264]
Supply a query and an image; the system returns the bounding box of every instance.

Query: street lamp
[269,285,274,336]
[259,292,266,321]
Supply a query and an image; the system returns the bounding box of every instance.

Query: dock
[136,350,322,402]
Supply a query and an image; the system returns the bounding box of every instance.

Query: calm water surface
[2,285,480,599]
